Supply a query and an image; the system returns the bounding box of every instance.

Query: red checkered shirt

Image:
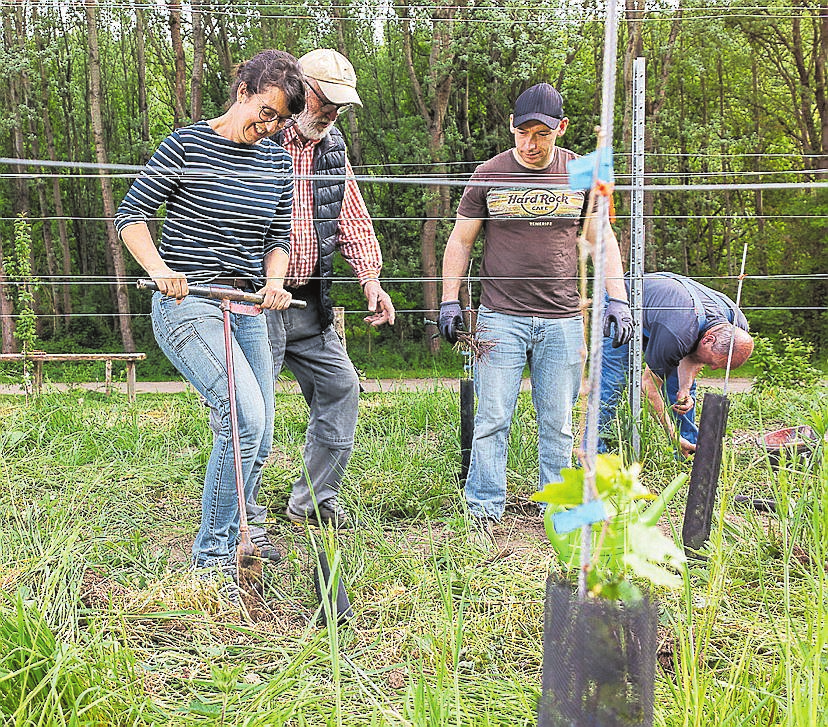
[281,125,382,288]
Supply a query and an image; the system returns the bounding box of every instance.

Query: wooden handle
[137,278,307,309]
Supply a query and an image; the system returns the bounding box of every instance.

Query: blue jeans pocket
[152,294,226,398]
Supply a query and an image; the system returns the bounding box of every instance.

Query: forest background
[0,0,826,378]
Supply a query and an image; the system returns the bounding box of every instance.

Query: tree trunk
[12,6,47,338]
[644,11,683,269]
[53,14,87,282]
[621,0,644,156]
[0,242,15,352]
[190,0,205,122]
[32,0,73,320]
[751,60,770,276]
[401,1,463,353]
[1,6,28,350]
[135,3,151,147]
[28,120,60,334]
[333,11,364,168]
[738,3,828,174]
[816,0,828,171]
[212,15,234,81]
[459,74,476,163]
[3,12,29,219]
[85,0,136,352]
[618,0,645,265]
[168,0,187,128]
[18,4,57,332]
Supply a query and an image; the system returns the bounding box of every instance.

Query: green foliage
[0,0,824,363]
[533,455,687,600]
[5,213,39,354]
[751,334,823,392]
[0,591,154,723]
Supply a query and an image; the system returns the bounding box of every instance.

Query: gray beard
[296,111,335,141]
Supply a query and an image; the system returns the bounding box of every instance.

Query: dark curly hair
[228,49,305,114]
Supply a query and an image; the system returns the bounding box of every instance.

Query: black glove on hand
[438,300,464,344]
[603,297,634,348]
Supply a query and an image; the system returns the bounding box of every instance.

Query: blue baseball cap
[513,83,564,129]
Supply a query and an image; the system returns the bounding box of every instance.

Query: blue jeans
[465,306,584,521]
[598,334,698,452]
[151,291,274,567]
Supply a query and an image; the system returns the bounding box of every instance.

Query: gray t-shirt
[457,148,584,318]
[634,273,749,378]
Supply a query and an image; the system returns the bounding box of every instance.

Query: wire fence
[3,155,828,190]
[1,1,823,24]
[0,157,825,323]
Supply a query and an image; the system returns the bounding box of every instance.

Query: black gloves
[603,297,634,348]
[438,300,464,344]
[439,298,632,347]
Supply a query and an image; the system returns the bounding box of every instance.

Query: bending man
[598,272,754,458]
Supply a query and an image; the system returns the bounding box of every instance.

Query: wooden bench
[0,352,147,402]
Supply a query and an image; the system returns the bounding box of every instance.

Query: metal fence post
[630,56,646,460]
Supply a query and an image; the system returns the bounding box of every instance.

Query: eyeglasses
[257,105,297,128]
[306,81,352,116]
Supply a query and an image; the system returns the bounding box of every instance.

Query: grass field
[0,384,825,725]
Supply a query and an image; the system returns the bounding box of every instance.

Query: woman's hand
[149,267,188,300]
[257,282,293,310]
[120,224,188,300]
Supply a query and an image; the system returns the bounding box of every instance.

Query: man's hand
[438,300,463,344]
[603,297,634,347]
[672,394,695,416]
[363,280,395,326]
[257,281,293,310]
[679,436,697,459]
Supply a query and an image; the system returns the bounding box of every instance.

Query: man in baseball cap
[439,81,631,540]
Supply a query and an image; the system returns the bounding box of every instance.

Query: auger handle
[137,278,307,308]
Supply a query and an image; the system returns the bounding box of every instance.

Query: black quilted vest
[277,127,347,329]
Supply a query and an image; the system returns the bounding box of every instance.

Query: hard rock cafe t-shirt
[456,147,584,318]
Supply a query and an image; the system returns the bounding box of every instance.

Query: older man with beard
[245,48,394,551]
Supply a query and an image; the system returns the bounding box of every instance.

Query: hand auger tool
[136,279,308,310]
[138,278,306,610]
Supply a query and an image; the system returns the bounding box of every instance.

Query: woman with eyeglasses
[115,50,305,594]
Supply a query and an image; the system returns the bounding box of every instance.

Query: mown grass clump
[0,384,825,725]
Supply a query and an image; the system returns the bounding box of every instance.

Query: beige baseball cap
[299,49,363,108]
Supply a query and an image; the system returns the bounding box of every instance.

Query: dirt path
[0,376,754,396]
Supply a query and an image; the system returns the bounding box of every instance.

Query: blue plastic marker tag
[567,147,614,191]
[552,499,607,535]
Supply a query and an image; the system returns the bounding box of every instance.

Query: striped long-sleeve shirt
[115,120,294,288]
